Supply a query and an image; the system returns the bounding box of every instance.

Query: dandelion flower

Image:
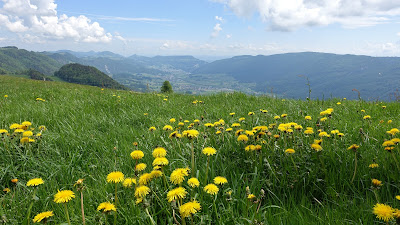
[237,134,248,142]
[183,130,199,139]
[373,203,394,222]
[150,170,163,178]
[248,112,254,116]
[347,144,360,150]
[139,173,153,185]
[97,202,116,212]
[3,188,10,193]
[247,194,256,199]
[369,163,379,168]
[170,168,190,185]
[163,125,173,131]
[285,148,295,154]
[204,184,219,195]
[54,190,75,203]
[106,171,124,183]
[311,144,322,152]
[134,185,150,198]
[152,157,169,166]
[11,178,18,184]
[187,178,200,188]
[170,118,176,123]
[135,163,147,172]
[231,123,240,127]
[179,200,201,218]
[167,187,187,202]
[151,147,167,158]
[27,178,44,187]
[123,178,136,188]
[245,145,256,151]
[202,147,216,156]
[304,129,314,135]
[22,131,33,137]
[372,179,383,187]
[149,126,156,131]
[21,121,32,127]
[396,196,400,201]
[274,116,280,120]
[130,150,144,160]
[32,211,53,223]
[239,117,245,122]
[213,176,228,185]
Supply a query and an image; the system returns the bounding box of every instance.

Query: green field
[1,75,399,224]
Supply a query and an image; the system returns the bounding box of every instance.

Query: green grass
[0,75,399,224]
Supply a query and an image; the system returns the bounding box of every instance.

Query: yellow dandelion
[106,171,124,183]
[97,202,116,212]
[245,145,256,152]
[182,130,199,139]
[179,200,201,218]
[152,157,169,166]
[152,147,167,158]
[231,123,240,127]
[149,126,156,131]
[3,188,10,193]
[204,184,219,195]
[248,112,254,116]
[187,178,200,188]
[32,211,54,223]
[135,163,147,172]
[373,203,394,222]
[213,176,228,185]
[11,178,18,184]
[247,194,256,199]
[369,163,379,168]
[134,185,150,198]
[167,187,187,202]
[347,144,360,150]
[21,121,32,127]
[163,125,173,131]
[150,170,163,179]
[130,150,144,160]
[53,190,75,203]
[363,115,371,120]
[170,118,176,123]
[372,179,383,187]
[27,178,44,187]
[311,143,322,152]
[202,147,217,156]
[139,173,153,185]
[170,168,190,185]
[239,117,245,122]
[237,134,249,142]
[123,178,136,188]
[285,148,295,154]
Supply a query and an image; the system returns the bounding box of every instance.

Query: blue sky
[1,0,400,58]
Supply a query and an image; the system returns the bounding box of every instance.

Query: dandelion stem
[391,153,400,172]
[26,188,38,225]
[290,155,298,173]
[145,208,156,225]
[204,156,210,184]
[64,203,71,225]
[351,151,357,183]
[114,183,118,225]
[191,141,195,177]
[80,191,86,225]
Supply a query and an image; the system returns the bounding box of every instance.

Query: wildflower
[262,110,268,113]
[382,106,387,109]
[285,148,295,154]
[170,168,190,185]
[152,157,169,166]
[97,202,116,213]
[150,170,162,178]
[135,163,147,172]
[304,129,314,135]
[274,116,280,120]
[139,173,153,185]
[372,179,383,187]
[9,123,20,129]
[149,126,156,131]
[123,178,136,188]
[3,188,10,193]
[247,194,256,199]
[311,144,322,151]
[54,190,75,203]
[0,129,8,134]
[21,121,32,127]
[320,117,328,122]
[202,147,217,156]
[387,128,400,135]
[237,134,248,142]
[397,196,400,201]
[183,130,199,139]
[167,187,187,202]
[338,133,344,137]
[213,122,221,127]
[204,184,219,195]
[230,112,235,116]
[319,132,329,137]
[130,150,144,160]
[226,128,233,132]
[273,134,280,139]
[388,120,393,124]
[363,115,371,120]
[27,178,44,187]
[11,178,18,184]
[163,125,173,131]
[32,211,54,223]
[134,185,150,198]
[187,178,200,188]
[239,117,245,122]
[373,203,394,222]
[106,171,124,183]
[369,163,379,168]
[281,114,287,118]
[4,95,7,98]
[231,123,240,128]
[152,147,167,158]
[245,130,254,136]
[214,176,228,185]
[347,144,360,150]
[336,102,341,105]
[170,118,176,123]
[179,200,201,218]
[392,138,400,144]
[245,145,256,151]
[383,141,395,147]
[22,131,33,137]
[248,112,254,116]
[38,126,46,131]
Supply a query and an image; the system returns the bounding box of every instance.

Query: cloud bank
[0,0,112,42]
[212,0,400,31]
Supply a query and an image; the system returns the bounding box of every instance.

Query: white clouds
[212,0,400,31]
[0,0,113,42]
[211,23,222,38]
[215,16,223,22]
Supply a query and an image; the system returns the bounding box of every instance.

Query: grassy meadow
[1,75,400,224]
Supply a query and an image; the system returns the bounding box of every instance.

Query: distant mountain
[54,63,128,90]
[193,52,400,100]
[54,50,124,59]
[0,46,61,75]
